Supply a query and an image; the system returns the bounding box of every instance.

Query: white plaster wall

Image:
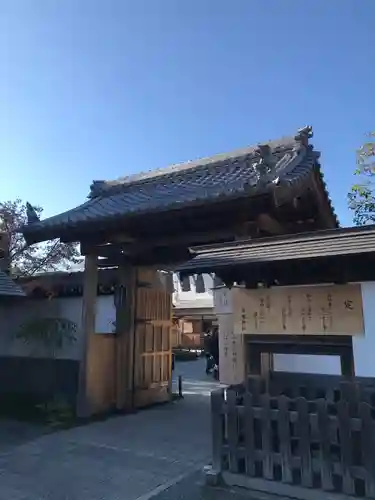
[352,281,375,377]
[95,295,116,333]
[273,354,341,375]
[0,298,82,360]
[0,295,117,361]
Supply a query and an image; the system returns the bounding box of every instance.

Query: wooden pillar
[77,254,98,418]
[115,263,136,411]
[340,347,355,377]
[248,345,262,375]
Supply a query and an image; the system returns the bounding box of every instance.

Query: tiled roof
[89,135,301,197]
[177,225,375,274]
[0,272,26,297]
[19,268,173,297]
[19,269,119,296]
[22,127,335,243]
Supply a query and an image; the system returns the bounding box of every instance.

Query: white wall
[0,297,83,360]
[273,354,341,375]
[0,295,117,361]
[95,295,116,333]
[353,282,375,377]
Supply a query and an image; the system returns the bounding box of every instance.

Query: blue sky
[1,0,374,227]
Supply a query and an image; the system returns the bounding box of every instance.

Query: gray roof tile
[0,272,26,297]
[177,225,375,274]
[22,128,334,242]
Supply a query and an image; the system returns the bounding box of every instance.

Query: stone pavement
[0,358,223,500]
[152,470,294,500]
[0,419,48,453]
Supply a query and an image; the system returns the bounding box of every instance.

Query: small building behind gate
[178,224,375,383]
[177,224,375,499]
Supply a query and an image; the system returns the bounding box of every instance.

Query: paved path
[152,470,294,500]
[0,419,48,453]
[0,358,222,500]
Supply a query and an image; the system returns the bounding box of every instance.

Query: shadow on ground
[0,359,225,500]
[0,419,48,453]
[151,470,289,500]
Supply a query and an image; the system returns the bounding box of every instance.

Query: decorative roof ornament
[252,144,278,183]
[26,202,40,224]
[89,180,106,198]
[294,125,313,147]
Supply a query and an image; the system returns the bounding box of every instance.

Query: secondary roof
[177,225,375,275]
[0,272,26,297]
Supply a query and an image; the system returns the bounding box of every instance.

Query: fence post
[227,388,239,473]
[360,402,375,498]
[261,393,273,480]
[278,395,292,484]
[317,399,334,492]
[296,397,313,488]
[244,392,255,477]
[211,389,224,472]
[337,400,355,496]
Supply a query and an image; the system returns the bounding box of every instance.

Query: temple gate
[20,126,337,417]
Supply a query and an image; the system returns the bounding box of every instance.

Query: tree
[348,132,375,225]
[0,199,82,278]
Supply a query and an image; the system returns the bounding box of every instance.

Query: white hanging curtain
[180,274,191,292]
[194,274,206,293]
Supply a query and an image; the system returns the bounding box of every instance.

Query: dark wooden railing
[211,373,375,499]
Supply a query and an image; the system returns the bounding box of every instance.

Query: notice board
[234,284,364,336]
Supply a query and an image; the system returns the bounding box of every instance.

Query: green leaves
[16,317,77,356]
[348,131,375,225]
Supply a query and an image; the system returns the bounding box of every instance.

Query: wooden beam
[97,256,123,268]
[256,213,284,235]
[310,171,337,229]
[80,241,131,257]
[115,264,136,411]
[80,228,240,259]
[77,254,98,418]
[123,228,233,249]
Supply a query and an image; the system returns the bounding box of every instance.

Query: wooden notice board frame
[235,284,364,336]
[246,334,355,377]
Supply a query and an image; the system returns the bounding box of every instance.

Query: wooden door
[133,283,172,408]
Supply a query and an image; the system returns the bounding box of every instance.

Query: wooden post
[340,347,355,377]
[77,254,98,418]
[115,263,136,411]
[211,389,225,472]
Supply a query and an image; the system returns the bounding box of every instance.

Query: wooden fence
[211,374,375,499]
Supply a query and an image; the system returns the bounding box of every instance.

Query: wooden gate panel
[86,333,116,414]
[134,282,172,408]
